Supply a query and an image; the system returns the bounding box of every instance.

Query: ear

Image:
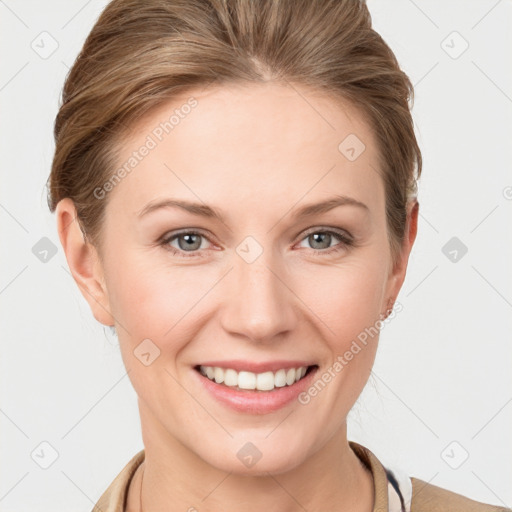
[383,200,419,315]
[55,198,115,326]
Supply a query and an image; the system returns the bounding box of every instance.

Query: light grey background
[1,0,511,510]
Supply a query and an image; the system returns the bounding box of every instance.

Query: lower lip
[193,366,319,414]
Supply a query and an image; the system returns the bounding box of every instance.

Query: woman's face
[61,82,414,474]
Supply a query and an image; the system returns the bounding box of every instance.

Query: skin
[56,81,418,512]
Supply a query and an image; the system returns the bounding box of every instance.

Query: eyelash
[159,227,354,259]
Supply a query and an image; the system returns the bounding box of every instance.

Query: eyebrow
[136,195,369,221]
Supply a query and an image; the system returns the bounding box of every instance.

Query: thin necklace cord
[139,464,145,512]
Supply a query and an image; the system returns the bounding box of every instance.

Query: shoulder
[410,477,511,512]
[92,449,145,512]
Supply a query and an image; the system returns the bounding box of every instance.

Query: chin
[202,441,307,477]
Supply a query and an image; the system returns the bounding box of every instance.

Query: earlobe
[380,296,396,320]
[55,198,115,327]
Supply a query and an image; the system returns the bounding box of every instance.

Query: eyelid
[297,225,353,241]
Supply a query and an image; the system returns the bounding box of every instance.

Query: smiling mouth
[194,364,318,392]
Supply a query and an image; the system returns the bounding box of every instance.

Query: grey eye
[175,233,203,251]
[301,232,337,250]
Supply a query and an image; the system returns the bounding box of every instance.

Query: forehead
[108,81,384,220]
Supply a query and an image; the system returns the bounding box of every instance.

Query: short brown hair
[47,0,422,262]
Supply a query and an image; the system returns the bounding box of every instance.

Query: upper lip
[195,360,317,373]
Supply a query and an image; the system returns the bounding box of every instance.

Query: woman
[47,0,509,511]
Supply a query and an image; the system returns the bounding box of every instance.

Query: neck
[126,403,374,512]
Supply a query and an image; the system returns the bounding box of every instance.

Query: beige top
[91,441,509,512]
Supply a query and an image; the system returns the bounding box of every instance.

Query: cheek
[293,257,387,344]
[105,258,206,397]
[105,253,217,343]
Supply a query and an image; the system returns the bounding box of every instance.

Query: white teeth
[256,371,275,391]
[198,365,311,391]
[238,371,256,390]
[214,367,224,384]
[274,369,287,387]
[224,368,238,387]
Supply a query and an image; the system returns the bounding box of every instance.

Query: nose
[220,249,297,344]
